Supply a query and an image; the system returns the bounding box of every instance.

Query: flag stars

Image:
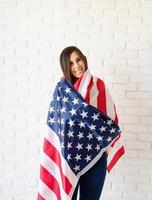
[99,126,106,132]
[82,102,87,107]
[80,111,88,119]
[76,143,83,151]
[57,95,61,101]
[87,133,93,140]
[74,165,80,172]
[97,136,103,141]
[69,108,77,116]
[63,96,68,103]
[78,121,85,128]
[95,144,100,151]
[107,119,113,126]
[67,142,72,149]
[67,130,74,138]
[91,113,99,121]
[61,107,66,113]
[110,128,116,134]
[106,136,112,142]
[68,119,75,127]
[86,144,92,151]
[72,98,79,105]
[74,154,81,161]
[48,106,54,113]
[65,87,71,94]
[48,117,55,125]
[85,155,91,162]
[89,124,96,130]
[77,131,84,140]
[67,154,71,161]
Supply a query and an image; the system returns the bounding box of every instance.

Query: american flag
[38,70,125,200]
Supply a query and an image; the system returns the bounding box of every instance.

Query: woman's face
[70,51,86,79]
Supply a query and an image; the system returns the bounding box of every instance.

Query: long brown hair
[59,46,88,84]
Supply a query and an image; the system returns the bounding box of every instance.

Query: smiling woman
[38,46,125,200]
[59,46,88,84]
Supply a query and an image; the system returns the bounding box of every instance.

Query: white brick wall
[0,0,152,199]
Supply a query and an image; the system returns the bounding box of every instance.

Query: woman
[38,46,125,200]
[60,46,108,200]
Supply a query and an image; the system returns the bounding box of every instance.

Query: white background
[0,0,152,199]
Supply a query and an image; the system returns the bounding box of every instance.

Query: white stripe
[46,128,78,186]
[78,69,92,99]
[107,136,123,167]
[89,77,98,107]
[38,179,58,200]
[41,153,71,200]
[105,86,116,121]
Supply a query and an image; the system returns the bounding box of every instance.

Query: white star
[86,144,92,151]
[76,143,83,151]
[67,142,72,149]
[61,118,64,124]
[60,107,66,113]
[91,113,99,121]
[110,128,116,134]
[67,130,74,138]
[87,133,93,140]
[82,102,87,107]
[97,136,103,141]
[74,165,80,172]
[72,98,79,105]
[63,96,68,103]
[48,117,55,125]
[80,111,88,119]
[57,95,61,101]
[48,106,54,113]
[67,154,71,161]
[77,131,84,139]
[95,144,100,151]
[106,136,112,142]
[74,154,81,161]
[69,108,77,116]
[78,121,85,128]
[61,143,65,148]
[85,155,91,162]
[89,124,96,130]
[68,119,75,127]
[99,126,106,132]
[107,119,113,126]
[65,87,71,94]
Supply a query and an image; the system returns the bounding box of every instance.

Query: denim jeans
[71,152,107,200]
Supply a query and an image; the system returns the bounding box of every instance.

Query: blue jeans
[71,152,107,200]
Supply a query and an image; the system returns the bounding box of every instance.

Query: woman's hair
[59,46,88,84]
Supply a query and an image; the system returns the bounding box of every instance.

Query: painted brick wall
[0,0,152,199]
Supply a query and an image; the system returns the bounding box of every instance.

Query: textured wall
[0,0,152,199]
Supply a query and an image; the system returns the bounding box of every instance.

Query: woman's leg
[79,152,107,200]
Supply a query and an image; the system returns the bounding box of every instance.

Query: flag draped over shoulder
[38,70,125,200]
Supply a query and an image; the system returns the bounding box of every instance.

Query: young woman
[38,46,125,200]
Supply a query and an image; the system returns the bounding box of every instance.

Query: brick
[126,141,151,150]
[124,107,149,116]
[104,9,128,17]
[126,92,150,99]
[91,1,115,9]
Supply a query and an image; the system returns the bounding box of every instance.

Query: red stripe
[111,135,121,147]
[107,146,125,173]
[37,193,45,200]
[85,77,93,104]
[96,78,107,115]
[40,165,61,200]
[43,138,72,194]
